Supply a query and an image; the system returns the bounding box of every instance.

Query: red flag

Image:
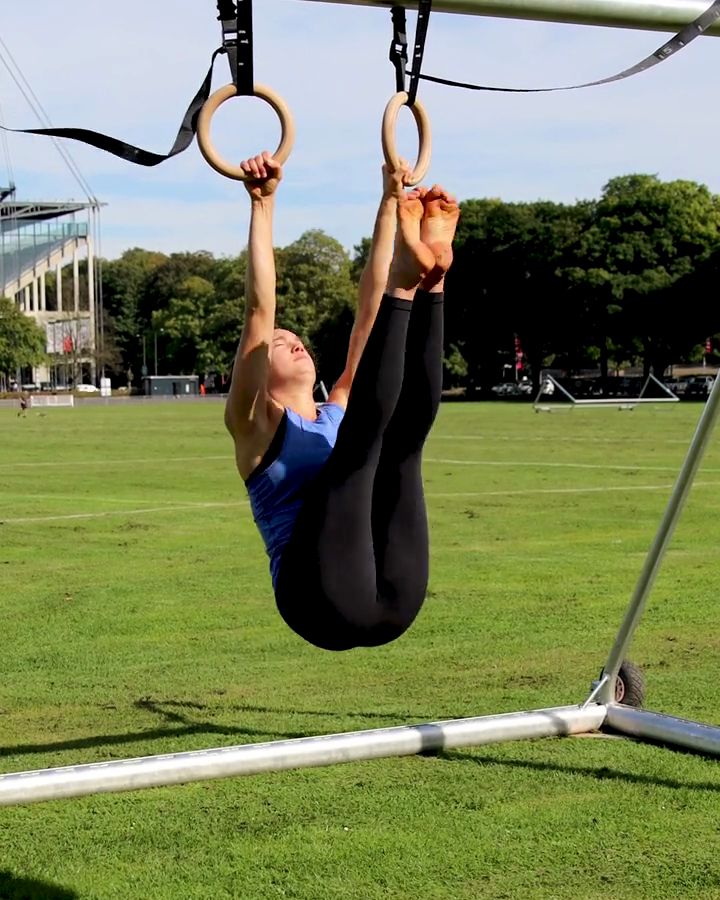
[63,335,74,353]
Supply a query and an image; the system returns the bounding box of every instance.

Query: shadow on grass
[0,871,78,899]
[149,698,428,722]
[0,723,309,761]
[439,749,720,791]
[0,698,428,762]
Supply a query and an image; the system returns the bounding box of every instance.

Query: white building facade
[1,198,100,387]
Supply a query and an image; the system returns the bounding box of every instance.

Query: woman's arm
[224,152,282,439]
[328,162,410,408]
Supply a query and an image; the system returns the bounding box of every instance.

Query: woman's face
[268,329,316,388]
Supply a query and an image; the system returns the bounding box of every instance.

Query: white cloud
[2,1,720,258]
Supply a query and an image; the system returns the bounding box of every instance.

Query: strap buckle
[216,0,239,86]
[389,6,408,94]
[216,0,254,95]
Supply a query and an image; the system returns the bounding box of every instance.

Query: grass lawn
[1,398,720,899]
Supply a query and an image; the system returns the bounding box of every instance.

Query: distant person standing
[17,396,28,418]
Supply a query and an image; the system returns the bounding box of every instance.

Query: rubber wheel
[615,660,645,707]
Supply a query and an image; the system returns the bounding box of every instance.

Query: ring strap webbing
[0,1,255,167]
[416,0,720,94]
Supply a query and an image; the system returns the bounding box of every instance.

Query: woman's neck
[272,387,318,420]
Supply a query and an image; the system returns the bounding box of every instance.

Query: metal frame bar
[595,373,720,704]
[297,0,720,36]
[533,373,679,411]
[606,706,720,755]
[0,705,605,806]
[4,695,720,807]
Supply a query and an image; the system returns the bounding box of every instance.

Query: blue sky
[2,0,719,259]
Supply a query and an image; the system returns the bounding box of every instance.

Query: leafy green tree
[143,251,241,380]
[501,200,592,386]
[656,246,720,368]
[446,198,590,393]
[151,272,249,378]
[102,248,167,379]
[351,237,372,282]
[275,230,356,383]
[443,198,509,394]
[140,251,217,320]
[151,276,217,375]
[0,297,47,388]
[573,175,720,376]
[210,254,246,306]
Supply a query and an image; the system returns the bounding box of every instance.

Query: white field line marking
[428,481,720,498]
[5,481,720,525]
[425,457,720,473]
[1,454,717,476]
[0,455,232,471]
[1,493,209,506]
[1,501,247,524]
[431,434,697,446]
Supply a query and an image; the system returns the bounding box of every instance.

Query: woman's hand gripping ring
[197,83,295,181]
[381,92,432,187]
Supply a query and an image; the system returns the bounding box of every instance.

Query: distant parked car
[684,376,714,399]
[21,382,39,392]
[75,384,99,393]
[492,383,518,396]
[492,383,527,397]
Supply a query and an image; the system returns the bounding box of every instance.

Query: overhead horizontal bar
[298,0,720,36]
[0,704,606,806]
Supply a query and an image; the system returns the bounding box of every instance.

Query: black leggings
[274,291,444,651]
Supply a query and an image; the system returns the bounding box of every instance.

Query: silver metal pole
[0,704,606,806]
[605,705,720,756]
[596,376,720,705]
[297,0,720,35]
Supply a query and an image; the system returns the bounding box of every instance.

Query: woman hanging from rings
[200,68,459,650]
[223,149,460,651]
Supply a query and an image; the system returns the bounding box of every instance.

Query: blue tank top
[245,403,345,589]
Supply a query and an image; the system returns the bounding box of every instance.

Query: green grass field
[2,399,720,900]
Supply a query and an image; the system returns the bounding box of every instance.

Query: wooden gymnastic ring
[196,83,295,181]
[381,91,432,186]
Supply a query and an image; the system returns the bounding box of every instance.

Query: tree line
[3,173,720,394]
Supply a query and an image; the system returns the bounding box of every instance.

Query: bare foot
[387,192,437,293]
[420,185,460,289]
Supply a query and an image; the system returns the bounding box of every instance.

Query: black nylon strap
[0,0,258,168]
[236,0,255,96]
[415,0,720,94]
[389,6,409,94]
[217,0,240,88]
[407,0,432,107]
[217,0,253,94]
[0,48,225,167]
